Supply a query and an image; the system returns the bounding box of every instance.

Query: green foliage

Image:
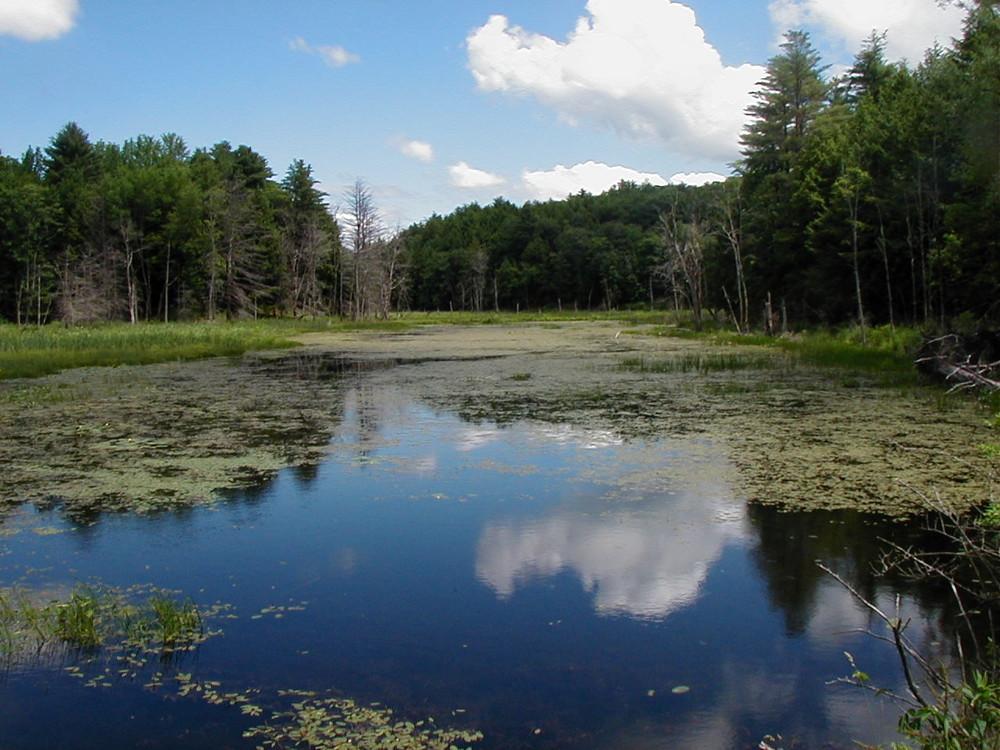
[148,597,202,647]
[53,590,101,648]
[0,586,209,658]
[896,672,1000,750]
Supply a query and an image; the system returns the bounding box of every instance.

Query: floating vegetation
[249,601,309,620]
[0,585,218,665]
[0,321,994,521]
[619,352,790,374]
[244,694,483,750]
[0,353,351,516]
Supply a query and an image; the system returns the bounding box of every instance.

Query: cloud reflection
[476,482,745,620]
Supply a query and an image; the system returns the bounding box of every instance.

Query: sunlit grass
[0,312,928,381]
[630,323,923,378]
[148,596,202,647]
[0,586,206,658]
[0,310,673,380]
[0,318,394,380]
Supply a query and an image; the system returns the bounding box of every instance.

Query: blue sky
[0,0,967,226]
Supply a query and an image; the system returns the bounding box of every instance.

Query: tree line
[0,126,410,324]
[404,3,998,331]
[1,3,997,330]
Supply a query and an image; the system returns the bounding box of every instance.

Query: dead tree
[342,179,382,319]
[658,204,707,329]
[721,183,750,333]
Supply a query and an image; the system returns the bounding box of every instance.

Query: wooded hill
[1,3,997,330]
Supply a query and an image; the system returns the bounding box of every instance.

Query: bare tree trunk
[877,214,894,330]
[847,187,866,344]
[120,218,139,325]
[163,242,171,323]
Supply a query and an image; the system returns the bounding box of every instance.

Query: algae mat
[0,321,994,519]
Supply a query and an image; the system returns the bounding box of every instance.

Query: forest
[1,4,997,332]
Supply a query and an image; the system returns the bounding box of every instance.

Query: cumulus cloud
[0,0,78,41]
[669,171,727,186]
[395,138,434,163]
[522,161,669,201]
[449,161,505,189]
[290,36,360,68]
[768,0,966,62]
[466,0,764,161]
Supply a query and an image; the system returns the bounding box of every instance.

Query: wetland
[0,321,995,749]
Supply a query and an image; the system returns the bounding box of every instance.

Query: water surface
[0,374,950,749]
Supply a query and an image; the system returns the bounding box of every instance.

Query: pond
[0,354,961,749]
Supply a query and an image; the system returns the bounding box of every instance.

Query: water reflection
[0,372,971,750]
[476,478,745,620]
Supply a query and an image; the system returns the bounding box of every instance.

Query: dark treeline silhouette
[1,5,997,329]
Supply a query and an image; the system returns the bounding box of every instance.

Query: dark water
[0,376,953,749]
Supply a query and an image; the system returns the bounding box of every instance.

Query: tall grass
[148,597,202,647]
[0,586,206,658]
[620,351,791,374]
[0,319,339,380]
[633,323,923,376]
[54,590,101,648]
[0,311,670,380]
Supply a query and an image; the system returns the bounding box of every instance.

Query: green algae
[0,321,994,519]
[0,354,347,516]
[243,695,483,750]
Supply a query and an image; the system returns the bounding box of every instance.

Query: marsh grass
[0,586,206,660]
[396,309,668,327]
[54,590,102,648]
[0,311,670,381]
[620,351,792,374]
[148,597,202,647]
[629,323,922,378]
[0,320,328,380]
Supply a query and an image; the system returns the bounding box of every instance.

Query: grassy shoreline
[0,312,931,382]
[626,322,924,376]
[0,311,673,381]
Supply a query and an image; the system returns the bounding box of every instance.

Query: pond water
[0,366,954,749]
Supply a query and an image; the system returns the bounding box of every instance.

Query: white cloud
[466,0,764,161]
[522,161,668,201]
[0,0,78,41]
[449,161,505,189]
[395,138,434,163]
[768,0,966,62]
[289,36,360,68]
[669,171,727,186]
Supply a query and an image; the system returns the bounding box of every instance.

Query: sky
[0,0,968,226]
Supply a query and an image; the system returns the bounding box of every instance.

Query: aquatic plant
[244,695,483,750]
[629,323,922,377]
[619,351,790,374]
[0,311,670,380]
[54,590,101,648]
[148,596,202,648]
[0,585,214,662]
